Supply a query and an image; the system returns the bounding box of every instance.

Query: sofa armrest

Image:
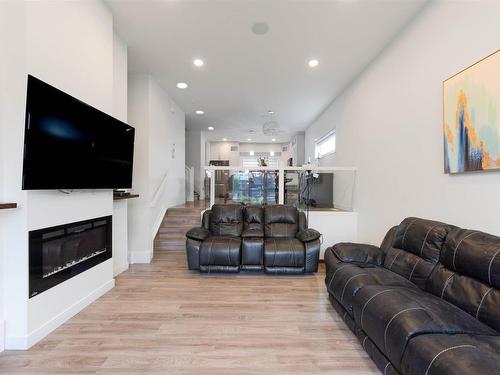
[296,228,321,242]
[186,238,201,270]
[304,239,321,273]
[186,227,210,241]
[330,242,385,266]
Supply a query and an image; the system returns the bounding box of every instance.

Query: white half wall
[308,211,358,259]
[305,0,500,245]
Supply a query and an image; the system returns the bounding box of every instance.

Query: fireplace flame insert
[29,216,112,298]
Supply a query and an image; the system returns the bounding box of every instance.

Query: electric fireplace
[29,216,112,298]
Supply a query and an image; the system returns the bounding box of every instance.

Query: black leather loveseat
[325,217,500,375]
[186,204,321,274]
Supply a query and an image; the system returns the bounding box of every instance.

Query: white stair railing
[150,171,169,208]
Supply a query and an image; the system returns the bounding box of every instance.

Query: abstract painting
[443,50,500,174]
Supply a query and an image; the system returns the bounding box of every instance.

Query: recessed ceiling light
[250,151,255,156]
[268,110,275,114]
[252,22,269,35]
[247,138,252,141]
[195,110,204,115]
[193,59,204,67]
[270,151,275,156]
[308,59,319,68]
[271,138,276,142]
[176,82,188,89]
[223,138,227,141]
[207,126,214,131]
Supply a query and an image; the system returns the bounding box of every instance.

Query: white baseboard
[129,251,153,264]
[6,279,115,350]
[113,262,129,276]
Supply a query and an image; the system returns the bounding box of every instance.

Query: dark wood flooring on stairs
[154,201,209,251]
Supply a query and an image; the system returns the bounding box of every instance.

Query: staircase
[154,205,205,251]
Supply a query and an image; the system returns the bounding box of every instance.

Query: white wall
[208,142,290,167]
[305,0,500,245]
[209,141,240,165]
[148,78,186,235]
[0,2,30,350]
[185,129,206,198]
[0,0,124,349]
[185,130,199,195]
[112,32,130,275]
[128,74,152,263]
[128,74,186,263]
[0,1,13,352]
[113,33,128,123]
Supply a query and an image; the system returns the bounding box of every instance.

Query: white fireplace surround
[0,1,123,350]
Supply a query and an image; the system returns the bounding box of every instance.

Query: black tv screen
[22,75,135,190]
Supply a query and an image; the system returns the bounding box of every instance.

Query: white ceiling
[107,0,428,143]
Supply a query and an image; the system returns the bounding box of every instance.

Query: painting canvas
[443,50,500,174]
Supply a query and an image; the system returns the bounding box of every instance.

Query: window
[241,157,279,169]
[315,130,336,159]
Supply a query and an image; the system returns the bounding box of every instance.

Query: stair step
[162,217,200,226]
[166,208,203,217]
[154,205,206,251]
[158,226,192,235]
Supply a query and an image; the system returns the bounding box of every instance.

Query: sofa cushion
[426,264,500,332]
[199,236,241,272]
[264,205,298,238]
[264,238,304,269]
[402,334,500,375]
[426,228,500,332]
[209,204,243,237]
[242,205,264,237]
[351,285,496,370]
[383,218,453,289]
[392,217,452,262]
[241,227,264,238]
[383,248,438,290]
[439,228,500,288]
[241,237,264,270]
[326,263,419,316]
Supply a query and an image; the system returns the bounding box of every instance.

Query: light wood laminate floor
[0,250,379,374]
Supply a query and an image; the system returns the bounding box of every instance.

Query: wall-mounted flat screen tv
[22,75,135,190]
